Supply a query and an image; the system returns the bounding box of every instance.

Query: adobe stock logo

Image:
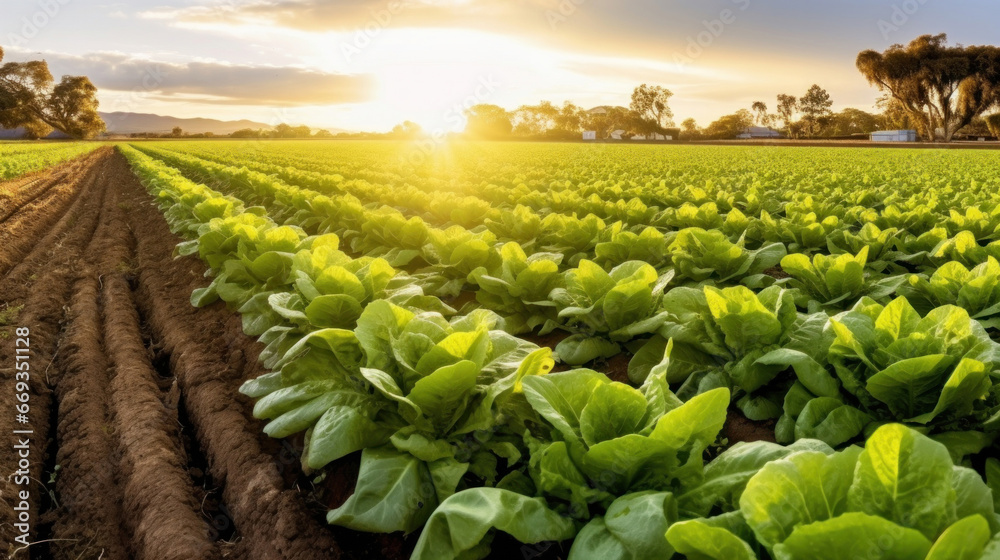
[5,0,73,47]
[877,0,930,41]
[672,0,752,73]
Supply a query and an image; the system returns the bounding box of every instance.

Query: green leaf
[522,370,610,444]
[865,354,956,420]
[410,488,576,560]
[925,515,992,560]
[579,382,649,447]
[568,492,678,560]
[772,512,932,560]
[740,448,862,549]
[306,405,396,469]
[327,447,441,533]
[556,335,621,366]
[407,360,479,431]
[666,518,757,560]
[847,424,957,539]
[305,294,364,328]
[794,398,871,447]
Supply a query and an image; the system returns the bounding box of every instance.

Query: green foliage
[670,424,1000,559]
[121,140,1000,558]
[645,286,834,421]
[548,260,672,365]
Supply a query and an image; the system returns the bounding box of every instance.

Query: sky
[2,0,997,133]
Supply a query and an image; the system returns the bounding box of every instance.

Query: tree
[751,101,774,127]
[551,102,584,138]
[776,94,798,137]
[464,104,512,139]
[391,120,423,138]
[292,124,312,138]
[0,47,104,139]
[582,106,633,139]
[681,118,702,140]
[630,84,675,130]
[314,129,333,138]
[171,126,183,137]
[798,85,833,137]
[875,94,917,131]
[824,108,880,137]
[704,109,754,139]
[231,128,263,138]
[987,114,1000,138]
[857,34,1000,141]
[511,101,559,137]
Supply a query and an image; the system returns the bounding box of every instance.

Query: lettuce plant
[779,246,904,310]
[593,226,672,270]
[668,227,785,285]
[666,424,1000,560]
[759,210,840,253]
[899,257,1000,329]
[779,296,1000,448]
[549,260,673,365]
[239,234,452,367]
[417,226,501,297]
[826,223,902,272]
[467,242,564,334]
[241,302,553,533]
[902,229,1000,270]
[409,365,732,560]
[348,210,429,267]
[483,204,543,248]
[189,219,305,307]
[538,213,608,266]
[641,285,837,421]
[945,205,1000,242]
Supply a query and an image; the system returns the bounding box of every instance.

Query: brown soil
[762,266,790,280]
[0,149,338,559]
[723,408,778,446]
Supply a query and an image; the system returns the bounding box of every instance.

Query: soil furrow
[3,148,347,559]
[103,271,219,560]
[0,149,111,558]
[116,148,341,560]
[47,274,130,560]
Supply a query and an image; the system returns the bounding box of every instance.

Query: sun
[357,28,559,132]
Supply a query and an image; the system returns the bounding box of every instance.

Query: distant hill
[99,112,275,135]
[0,112,349,138]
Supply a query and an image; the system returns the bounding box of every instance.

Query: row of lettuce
[0,142,100,180]
[136,142,1000,247]
[121,143,1000,559]
[130,144,1000,277]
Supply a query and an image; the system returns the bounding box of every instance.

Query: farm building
[737,126,782,139]
[871,130,918,142]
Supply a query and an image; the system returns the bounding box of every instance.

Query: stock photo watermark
[5,0,72,48]
[341,1,409,64]
[672,0,752,72]
[877,0,931,41]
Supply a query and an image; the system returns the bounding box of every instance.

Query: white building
[737,126,782,139]
[871,130,918,142]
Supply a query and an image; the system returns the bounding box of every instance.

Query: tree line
[460,34,999,143]
[461,84,677,140]
[1,34,998,142]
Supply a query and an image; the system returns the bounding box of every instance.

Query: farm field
[4,140,1000,559]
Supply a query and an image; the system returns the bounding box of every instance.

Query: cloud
[141,0,549,33]
[6,48,374,106]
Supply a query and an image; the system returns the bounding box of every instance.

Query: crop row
[0,142,100,180]
[121,142,1000,559]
